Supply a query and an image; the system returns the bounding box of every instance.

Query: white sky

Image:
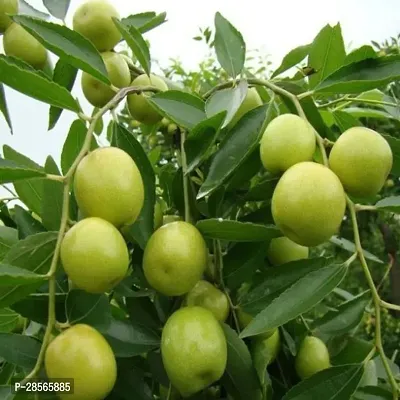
[1,0,400,189]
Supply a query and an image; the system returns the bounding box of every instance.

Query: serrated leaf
[214,12,245,78]
[345,45,377,65]
[272,44,310,78]
[0,55,79,111]
[308,23,346,88]
[41,156,63,231]
[0,84,12,133]
[42,0,70,20]
[0,309,19,333]
[113,18,150,76]
[13,206,46,240]
[240,263,347,338]
[48,60,77,130]
[0,227,18,261]
[122,12,167,34]
[0,264,46,285]
[196,219,281,242]
[0,157,45,184]
[12,15,109,84]
[147,91,206,130]
[282,364,363,400]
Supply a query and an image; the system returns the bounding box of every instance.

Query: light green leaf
[19,0,50,19]
[122,12,167,34]
[332,110,362,132]
[0,157,45,185]
[344,45,377,65]
[375,196,400,212]
[344,107,393,120]
[0,309,19,333]
[0,227,18,261]
[272,44,310,78]
[0,264,46,286]
[42,0,70,20]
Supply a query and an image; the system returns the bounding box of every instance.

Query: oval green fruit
[127,74,168,125]
[74,147,144,227]
[251,328,281,367]
[60,217,129,293]
[184,280,229,322]
[143,221,208,296]
[0,0,18,33]
[295,336,330,380]
[260,114,316,174]
[267,236,309,266]
[81,52,130,107]
[329,127,393,198]
[161,307,227,398]
[272,162,346,246]
[3,23,47,69]
[73,0,121,51]
[45,324,117,400]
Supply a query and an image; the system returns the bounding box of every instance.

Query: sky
[1,0,400,199]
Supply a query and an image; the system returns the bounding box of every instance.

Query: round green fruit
[329,127,393,198]
[184,280,229,322]
[0,0,18,33]
[3,23,47,69]
[385,179,395,188]
[267,236,309,266]
[45,324,117,400]
[260,114,316,174]
[161,307,227,398]
[74,147,144,227]
[143,221,208,296]
[295,336,330,380]
[359,360,378,387]
[60,217,129,293]
[272,162,346,246]
[251,328,281,367]
[227,87,263,129]
[127,74,168,125]
[167,123,178,135]
[161,117,170,127]
[162,215,182,225]
[81,52,130,107]
[73,0,121,52]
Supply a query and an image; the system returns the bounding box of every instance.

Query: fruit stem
[180,130,191,223]
[380,300,400,312]
[318,96,400,110]
[355,204,377,212]
[45,174,64,182]
[347,198,400,397]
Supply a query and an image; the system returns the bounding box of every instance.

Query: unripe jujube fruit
[0,0,18,33]
[267,236,309,266]
[251,328,281,367]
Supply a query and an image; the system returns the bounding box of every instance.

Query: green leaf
[245,176,279,201]
[3,146,44,216]
[122,12,167,34]
[332,110,362,132]
[147,91,206,130]
[330,236,383,264]
[126,297,162,332]
[331,337,374,365]
[316,55,400,94]
[0,333,41,369]
[220,324,262,400]
[42,0,70,20]
[19,0,50,19]
[214,12,245,78]
[103,318,160,358]
[48,60,77,130]
[41,157,63,231]
[185,112,226,173]
[0,309,19,333]
[0,55,79,111]
[383,135,400,177]
[0,84,12,133]
[0,264,46,286]
[373,355,400,380]
[60,119,97,175]
[375,196,400,212]
[113,123,155,249]
[66,290,111,331]
[344,107,393,120]
[12,15,109,84]
[353,386,393,400]
[113,18,151,76]
[282,364,363,400]
[0,232,57,309]
[224,242,267,290]
[0,157,45,184]
[198,104,269,198]
[345,45,377,65]
[0,227,18,261]
[272,44,310,78]
[240,263,347,338]
[196,219,281,242]
[312,291,370,339]
[308,23,346,88]
[13,206,46,240]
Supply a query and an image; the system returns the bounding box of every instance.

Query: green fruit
[385,179,395,188]
[167,123,178,135]
[45,324,117,400]
[295,336,330,380]
[127,74,168,125]
[237,309,275,340]
[272,162,346,246]
[0,0,18,33]
[267,236,309,266]
[251,328,281,367]
[74,147,144,227]
[359,360,378,387]
[154,200,163,230]
[329,127,393,198]
[130,120,141,129]
[72,0,121,51]
[260,114,316,174]
[227,87,263,129]
[161,307,227,398]
[81,52,130,107]
[60,217,129,293]
[3,23,47,69]
[162,215,182,225]
[184,280,229,322]
[143,221,208,296]
[12,314,27,333]
[161,117,170,127]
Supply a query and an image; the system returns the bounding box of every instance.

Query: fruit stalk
[180,130,191,223]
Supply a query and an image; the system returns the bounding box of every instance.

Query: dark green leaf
[13,206,46,240]
[147,91,206,130]
[0,84,12,133]
[42,0,70,20]
[308,23,346,88]
[122,12,167,34]
[0,264,46,285]
[0,227,18,261]
[331,337,374,365]
[126,297,161,332]
[48,60,77,130]
[272,44,310,78]
[214,12,245,78]
[345,45,377,65]
[0,157,45,184]
[332,110,362,132]
[0,309,19,333]
[383,135,400,177]
[245,176,279,201]
[282,364,363,400]
[12,15,109,84]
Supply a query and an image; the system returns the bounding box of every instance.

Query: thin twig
[180,130,190,223]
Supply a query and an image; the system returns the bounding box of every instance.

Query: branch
[180,130,191,223]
